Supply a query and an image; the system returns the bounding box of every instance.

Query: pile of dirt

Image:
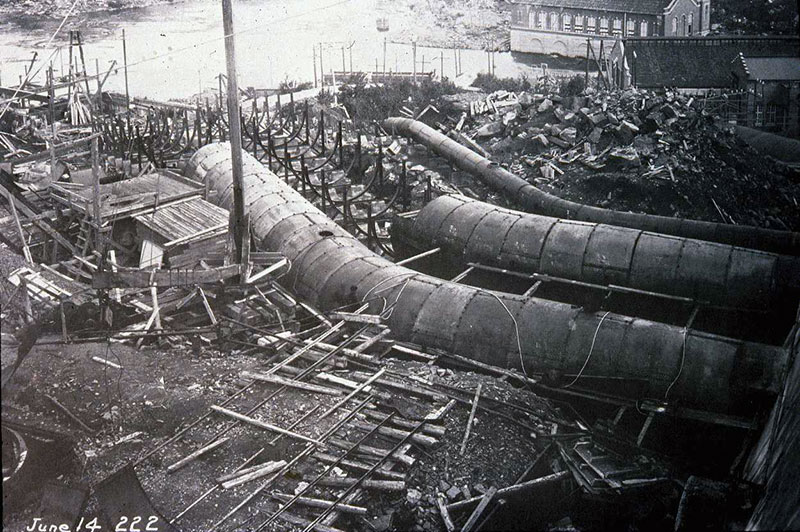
[444,87,800,230]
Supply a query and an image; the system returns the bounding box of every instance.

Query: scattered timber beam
[315,477,405,492]
[395,247,441,266]
[437,492,456,532]
[327,437,415,467]
[240,371,342,395]
[167,437,230,473]
[276,512,345,532]
[220,459,287,489]
[272,493,367,516]
[319,368,386,420]
[92,264,244,289]
[460,486,497,532]
[447,471,570,512]
[0,184,79,256]
[350,419,438,447]
[210,405,324,445]
[45,394,94,432]
[312,452,405,480]
[328,312,383,325]
[460,383,482,455]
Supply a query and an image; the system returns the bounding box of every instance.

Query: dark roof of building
[511,0,671,15]
[740,56,800,81]
[624,36,800,88]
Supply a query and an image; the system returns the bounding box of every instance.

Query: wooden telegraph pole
[221,0,246,263]
[122,29,130,114]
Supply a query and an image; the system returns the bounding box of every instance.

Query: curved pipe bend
[382,117,800,256]
[185,143,787,414]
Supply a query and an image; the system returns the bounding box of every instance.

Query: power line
[1,0,352,107]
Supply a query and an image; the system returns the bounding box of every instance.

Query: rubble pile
[443,87,800,230]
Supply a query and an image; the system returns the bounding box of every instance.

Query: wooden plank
[5,188,32,263]
[92,264,244,288]
[167,437,230,473]
[447,472,570,512]
[220,459,287,489]
[437,493,456,532]
[328,311,383,325]
[240,371,342,395]
[326,437,415,467]
[315,477,405,492]
[312,452,405,480]
[210,405,323,445]
[319,368,386,420]
[245,258,287,285]
[460,383,482,455]
[0,185,79,256]
[460,486,497,532]
[350,419,438,447]
[271,493,367,516]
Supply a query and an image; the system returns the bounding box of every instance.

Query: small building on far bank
[510,0,711,57]
[731,54,800,137]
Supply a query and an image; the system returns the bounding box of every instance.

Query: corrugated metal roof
[742,56,800,81]
[511,0,671,15]
[625,37,800,88]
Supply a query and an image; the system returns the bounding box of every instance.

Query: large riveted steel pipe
[383,117,800,256]
[391,195,800,310]
[185,143,787,413]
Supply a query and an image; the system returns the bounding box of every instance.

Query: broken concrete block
[661,104,679,119]
[559,127,578,144]
[553,107,569,122]
[532,133,549,146]
[588,127,603,143]
[548,136,571,149]
[537,98,554,113]
[621,120,640,134]
[502,110,518,125]
[606,113,620,126]
[407,488,422,505]
[445,485,462,500]
[589,112,609,127]
[475,121,504,138]
[518,92,534,108]
[490,136,514,154]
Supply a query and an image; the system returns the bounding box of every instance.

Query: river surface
[0,0,552,101]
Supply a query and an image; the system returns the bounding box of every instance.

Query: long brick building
[510,0,711,57]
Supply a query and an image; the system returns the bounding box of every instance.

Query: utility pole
[221,0,246,263]
[319,43,325,88]
[122,29,130,113]
[313,46,317,88]
[341,45,346,74]
[383,37,387,75]
[412,38,417,83]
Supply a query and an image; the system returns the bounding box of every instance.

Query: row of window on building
[527,11,654,37]
[526,11,701,36]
